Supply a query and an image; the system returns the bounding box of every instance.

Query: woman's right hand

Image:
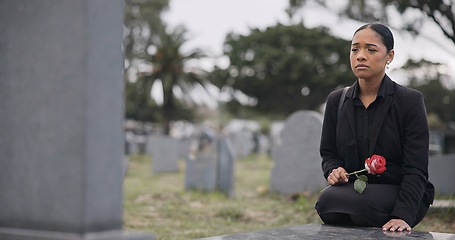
[327,167,349,185]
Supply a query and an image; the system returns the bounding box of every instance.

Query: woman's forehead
[352,28,383,45]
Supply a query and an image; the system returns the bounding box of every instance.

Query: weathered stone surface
[217,137,235,197]
[185,142,218,191]
[270,110,327,194]
[0,1,153,239]
[148,135,180,173]
[195,224,455,240]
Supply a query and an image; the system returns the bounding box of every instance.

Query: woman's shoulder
[327,86,348,102]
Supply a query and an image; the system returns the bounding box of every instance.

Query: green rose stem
[347,168,368,176]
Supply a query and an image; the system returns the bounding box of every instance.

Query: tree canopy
[124,0,211,134]
[403,59,455,126]
[290,0,455,46]
[211,23,355,118]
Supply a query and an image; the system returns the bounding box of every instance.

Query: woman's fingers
[328,167,349,185]
[382,219,411,232]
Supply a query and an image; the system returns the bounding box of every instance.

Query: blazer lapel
[368,76,395,155]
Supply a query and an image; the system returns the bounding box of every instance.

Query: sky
[159,0,455,106]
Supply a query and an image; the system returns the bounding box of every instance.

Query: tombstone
[185,141,218,191]
[125,131,140,155]
[0,1,153,239]
[269,121,285,151]
[147,135,180,173]
[178,137,192,160]
[229,131,255,158]
[185,137,236,196]
[429,153,455,195]
[224,119,259,158]
[270,110,327,195]
[252,132,270,155]
[217,138,236,197]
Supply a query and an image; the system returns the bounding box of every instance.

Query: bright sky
[159,0,455,107]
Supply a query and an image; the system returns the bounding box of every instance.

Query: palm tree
[136,24,208,135]
[124,0,169,62]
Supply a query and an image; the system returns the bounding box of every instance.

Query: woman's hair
[354,23,394,53]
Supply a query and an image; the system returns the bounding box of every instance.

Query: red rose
[322,154,387,194]
[364,154,386,175]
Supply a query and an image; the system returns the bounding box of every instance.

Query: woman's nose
[357,51,366,61]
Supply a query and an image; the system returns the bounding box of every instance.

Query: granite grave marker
[270,110,327,195]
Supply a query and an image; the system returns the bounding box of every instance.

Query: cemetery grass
[123,154,455,240]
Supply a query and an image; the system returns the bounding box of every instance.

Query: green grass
[123,154,455,240]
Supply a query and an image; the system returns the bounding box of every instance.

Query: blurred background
[123,0,455,155]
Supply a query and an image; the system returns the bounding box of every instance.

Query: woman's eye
[351,48,358,52]
[368,48,377,52]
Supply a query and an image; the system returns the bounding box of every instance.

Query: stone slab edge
[0,228,154,240]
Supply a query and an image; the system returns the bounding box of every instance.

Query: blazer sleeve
[390,90,430,225]
[320,89,344,179]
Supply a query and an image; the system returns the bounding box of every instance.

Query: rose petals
[365,154,386,175]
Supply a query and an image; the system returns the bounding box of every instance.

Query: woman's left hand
[382,219,411,232]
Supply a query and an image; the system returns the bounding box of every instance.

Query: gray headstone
[0,1,153,239]
[230,131,255,158]
[217,137,236,197]
[185,142,218,191]
[125,132,140,155]
[148,135,180,173]
[178,137,192,160]
[429,153,455,195]
[270,110,327,195]
[253,132,270,155]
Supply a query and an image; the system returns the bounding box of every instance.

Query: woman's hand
[382,219,411,232]
[327,167,349,185]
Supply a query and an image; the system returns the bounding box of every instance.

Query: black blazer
[320,74,434,225]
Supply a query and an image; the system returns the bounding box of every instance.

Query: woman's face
[350,28,394,81]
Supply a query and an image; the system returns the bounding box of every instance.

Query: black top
[352,79,385,171]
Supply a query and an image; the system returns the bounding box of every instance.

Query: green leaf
[354,179,367,194]
[358,175,368,182]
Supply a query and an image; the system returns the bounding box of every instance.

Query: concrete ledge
[432,200,455,208]
[0,228,154,240]
[195,224,455,240]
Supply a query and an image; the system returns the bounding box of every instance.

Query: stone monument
[0,1,153,239]
[270,110,327,195]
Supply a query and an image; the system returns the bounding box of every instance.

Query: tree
[123,0,169,126]
[124,1,211,134]
[402,59,455,125]
[289,0,455,46]
[135,24,209,134]
[211,23,355,117]
[124,0,169,62]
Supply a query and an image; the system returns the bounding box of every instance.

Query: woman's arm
[320,89,345,179]
[390,90,429,226]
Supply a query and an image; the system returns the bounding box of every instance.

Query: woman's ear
[387,49,395,63]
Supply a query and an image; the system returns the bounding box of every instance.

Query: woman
[315,23,434,232]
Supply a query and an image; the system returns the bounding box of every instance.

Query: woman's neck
[358,74,384,97]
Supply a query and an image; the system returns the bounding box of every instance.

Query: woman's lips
[356,64,369,69]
